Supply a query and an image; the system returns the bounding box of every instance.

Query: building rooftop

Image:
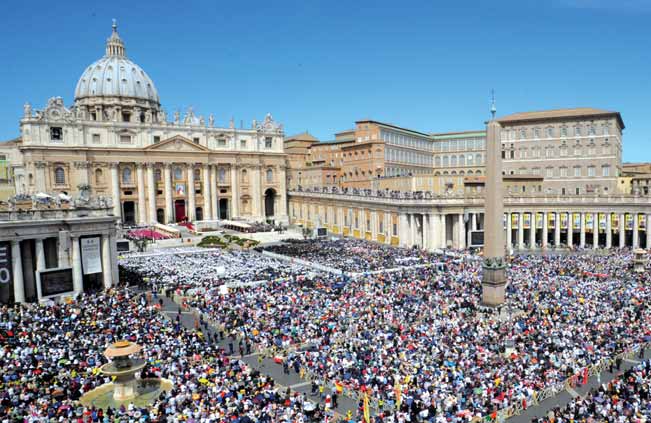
[431,130,486,139]
[497,108,624,129]
[284,131,319,142]
[355,120,431,138]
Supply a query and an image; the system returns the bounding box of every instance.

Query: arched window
[241,169,249,184]
[95,168,104,184]
[54,167,66,185]
[218,168,226,183]
[266,168,273,183]
[442,156,449,167]
[434,156,441,167]
[475,153,482,165]
[122,167,132,184]
[450,155,457,167]
[459,154,466,166]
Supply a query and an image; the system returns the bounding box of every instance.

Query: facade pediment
[143,136,210,153]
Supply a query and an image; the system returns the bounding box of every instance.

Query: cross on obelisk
[482,92,507,306]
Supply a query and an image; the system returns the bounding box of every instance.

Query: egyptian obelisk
[481,95,507,306]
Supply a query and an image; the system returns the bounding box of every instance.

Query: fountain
[80,340,173,409]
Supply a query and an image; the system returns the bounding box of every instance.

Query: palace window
[546,127,554,138]
[155,169,162,182]
[174,167,183,180]
[240,140,247,149]
[95,169,104,184]
[194,168,201,180]
[120,135,131,144]
[153,136,161,144]
[574,166,581,177]
[265,137,273,148]
[218,168,226,183]
[266,168,273,183]
[92,134,101,144]
[587,166,596,177]
[193,137,200,144]
[122,112,131,122]
[50,127,63,141]
[54,167,66,185]
[560,166,568,177]
[602,165,610,177]
[217,138,226,147]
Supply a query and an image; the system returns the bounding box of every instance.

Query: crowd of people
[261,239,436,273]
[2,237,649,422]
[534,359,651,421]
[0,288,329,421]
[180,247,650,421]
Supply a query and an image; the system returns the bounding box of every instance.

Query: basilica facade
[11,22,288,225]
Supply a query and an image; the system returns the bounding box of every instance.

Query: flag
[363,392,370,423]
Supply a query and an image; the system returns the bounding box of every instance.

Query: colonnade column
[606,213,612,248]
[647,214,651,250]
[458,214,466,249]
[505,212,512,251]
[202,164,212,221]
[529,212,536,249]
[371,211,379,241]
[210,165,219,220]
[399,213,410,247]
[187,164,196,221]
[231,165,239,218]
[11,241,24,303]
[35,238,45,301]
[102,234,113,289]
[554,213,561,248]
[146,163,156,224]
[137,163,146,225]
[110,163,121,220]
[593,213,599,249]
[579,213,586,248]
[633,214,639,248]
[70,236,83,296]
[567,213,573,248]
[164,164,174,223]
[619,213,625,248]
[542,212,548,249]
[517,212,524,250]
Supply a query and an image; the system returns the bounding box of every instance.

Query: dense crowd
[0,289,325,422]
[534,359,651,422]
[2,238,649,422]
[261,239,436,272]
[181,248,650,421]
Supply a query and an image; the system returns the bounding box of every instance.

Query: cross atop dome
[106,18,125,57]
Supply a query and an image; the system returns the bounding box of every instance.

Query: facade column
[580,213,586,248]
[252,165,262,219]
[35,238,46,301]
[517,212,524,250]
[529,212,536,249]
[606,213,612,248]
[458,214,466,249]
[554,213,561,248]
[202,164,212,220]
[542,212,548,249]
[110,163,121,220]
[647,214,651,250]
[137,163,146,225]
[505,212,512,251]
[186,164,196,221]
[441,214,447,248]
[70,236,83,296]
[277,165,288,219]
[101,234,113,289]
[146,163,156,224]
[593,212,599,249]
[163,164,173,223]
[11,241,25,303]
[34,161,47,193]
[231,165,239,218]
[471,213,478,231]
[619,213,625,248]
[633,213,639,248]
[567,213,573,248]
[210,165,219,220]
[429,214,438,249]
[385,212,392,245]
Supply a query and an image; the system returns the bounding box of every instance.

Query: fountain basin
[79,378,173,409]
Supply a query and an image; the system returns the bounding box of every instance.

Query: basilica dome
[74,21,160,106]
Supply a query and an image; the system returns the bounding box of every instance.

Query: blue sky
[0,0,649,161]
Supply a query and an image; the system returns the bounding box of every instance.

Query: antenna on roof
[490,89,496,120]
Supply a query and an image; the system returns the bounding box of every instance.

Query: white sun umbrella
[34,192,52,199]
[58,193,72,201]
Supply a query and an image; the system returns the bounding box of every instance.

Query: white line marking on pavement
[566,387,579,398]
[290,381,311,389]
[625,358,641,364]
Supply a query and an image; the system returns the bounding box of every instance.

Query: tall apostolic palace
[9,22,288,226]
